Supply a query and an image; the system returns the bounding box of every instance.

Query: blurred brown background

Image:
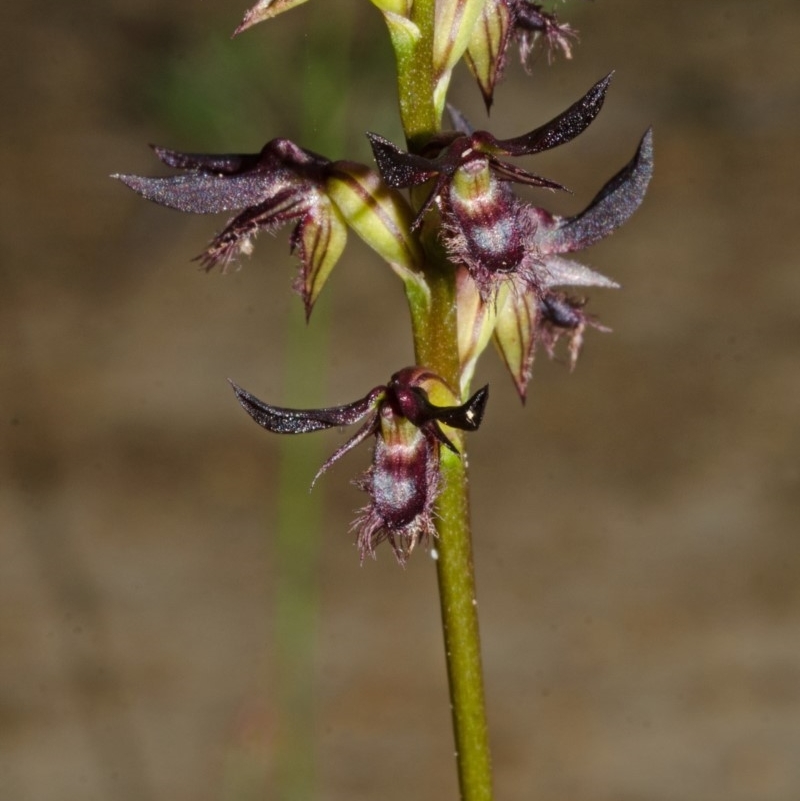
[2,2,799,800]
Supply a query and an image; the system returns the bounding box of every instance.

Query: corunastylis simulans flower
[230,368,489,565]
[368,74,653,398]
[114,139,345,318]
[113,139,423,319]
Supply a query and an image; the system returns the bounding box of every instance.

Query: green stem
[412,270,494,801]
[435,449,493,801]
[394,4,494,798]
[397,0,438,147]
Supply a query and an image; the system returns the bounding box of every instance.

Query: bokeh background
[3,2,799,799]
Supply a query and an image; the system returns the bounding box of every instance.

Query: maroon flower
[114,138,348,316]
[231,368,489,564]
[368,74,653,397]
[368,74,653,299]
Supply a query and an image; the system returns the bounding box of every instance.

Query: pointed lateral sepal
[464,0,512,112]
[326,161,424,286]
[312,416,380,488]
[493,283,539,401]
[456,267,498,395]
[234,0,310,35]
[295,198,348,318]
[540,128,654,255]
[229,380,384,434]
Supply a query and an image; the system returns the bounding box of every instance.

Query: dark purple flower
[113,138,348,317]
[370,74,653,399]
[231,368,489,564]
[367,74,649,300]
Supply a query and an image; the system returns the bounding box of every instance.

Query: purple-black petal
[487,156,568,191]
[541,127,653,254]
[230,380,383,434]
[490,72,613,156]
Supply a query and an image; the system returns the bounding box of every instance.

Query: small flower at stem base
[230,369,489,565]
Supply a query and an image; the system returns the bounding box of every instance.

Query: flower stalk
[393,5,493,797]
[432,448,493,801]
[411,249,493,800]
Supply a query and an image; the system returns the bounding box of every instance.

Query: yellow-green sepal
[326,161,426,291]
[455,267,497,397]
[464,0,511,111]
[493,281,539,401]
[298,197,348,319]
[432,0,488,115]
